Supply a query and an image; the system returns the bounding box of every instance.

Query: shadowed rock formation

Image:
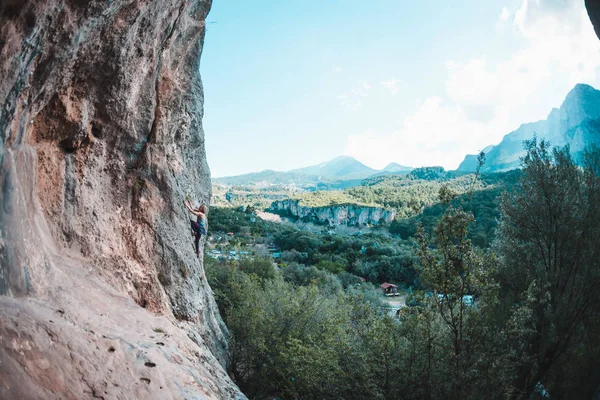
[586,0,600,40]
[0,0,244,398]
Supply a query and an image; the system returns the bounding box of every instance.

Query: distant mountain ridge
[459,83,600,172]
[214,156,413,188]
[382,162,414,173]
[290,156,377,178]
[217,84,600,185]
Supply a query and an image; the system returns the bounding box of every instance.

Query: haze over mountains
[214,156,413,188]
[216,83,600,187]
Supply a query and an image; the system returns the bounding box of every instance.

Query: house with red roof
[380,282,398,296]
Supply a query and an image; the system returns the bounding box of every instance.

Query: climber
[184,199,207,257]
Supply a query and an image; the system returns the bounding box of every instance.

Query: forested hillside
[206,142,600,399]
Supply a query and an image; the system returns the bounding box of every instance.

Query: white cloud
[332,65,343,73]
[496,6,512,34]
[345,97,492,169]
[345,0,600,169]
[380,78,402,94]
[448,0,600,121]
[337,94,363,111]
[338,80,373,110]
[500,6,511,22]
[358,80,372,90]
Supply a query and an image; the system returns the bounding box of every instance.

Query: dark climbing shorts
[190,220,206,256]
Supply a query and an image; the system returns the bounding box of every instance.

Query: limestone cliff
[271,200,396,226]
[457,84,600,173]
[0,1,244,398]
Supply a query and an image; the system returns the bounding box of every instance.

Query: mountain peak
[382,162,413,172]
[312,155,358,168]
[458,83,600,173]
[290,155,376,178]
[559,83,600,129]
[333,155,356,161]
[562,83,600,106]
[572,82,595,92]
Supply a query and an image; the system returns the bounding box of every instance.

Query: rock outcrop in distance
[458,84,600,173]
[0,0,244,398]
[270,200,396,227]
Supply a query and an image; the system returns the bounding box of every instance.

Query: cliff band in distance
[0,0,244,398]
[271,200,396,227]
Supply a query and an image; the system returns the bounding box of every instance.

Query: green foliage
[281,262,343,294]
[390,171,520,247]
[207,144,599,400]
[208,206,274,236]
[494,140,600,399]
[239,257,276,280]
[416,190,501,399]
[347,172,485,219]
[206,258,384,398]
[295,190,375,207]
[273,230,418,286]
[314,259,345,274]
[407,166,447,180]
[269,169,499,219]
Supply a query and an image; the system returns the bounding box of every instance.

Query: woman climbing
[184,199,208,257]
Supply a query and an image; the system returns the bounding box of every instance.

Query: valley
[203,82,600,399]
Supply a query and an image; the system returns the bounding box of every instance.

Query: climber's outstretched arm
[184,199,195,213]
[184,200,205,217]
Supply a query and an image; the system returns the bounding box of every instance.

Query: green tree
[496,140,600,399]
[416,184,500,399]
[240,257,276,280]
[314,259,345,274]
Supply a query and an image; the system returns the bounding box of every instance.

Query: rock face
[457,84,600,172]
[271,200,396,226]
[0,1,244,398]
[457,145,494,172]
[587,0,600,40]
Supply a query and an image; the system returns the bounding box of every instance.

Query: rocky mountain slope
[289,155,377,178]
[0,0,243,398]
[458,84,600,172]
[456,145,494,172]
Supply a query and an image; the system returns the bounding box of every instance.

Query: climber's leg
[194,231,201,257]
[190,220,200,237]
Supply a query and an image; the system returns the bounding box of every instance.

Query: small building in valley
[380,282,399,296]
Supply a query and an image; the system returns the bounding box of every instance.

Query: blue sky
[201,0,600,178]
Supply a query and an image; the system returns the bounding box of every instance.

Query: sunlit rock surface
[271,199,396,226]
